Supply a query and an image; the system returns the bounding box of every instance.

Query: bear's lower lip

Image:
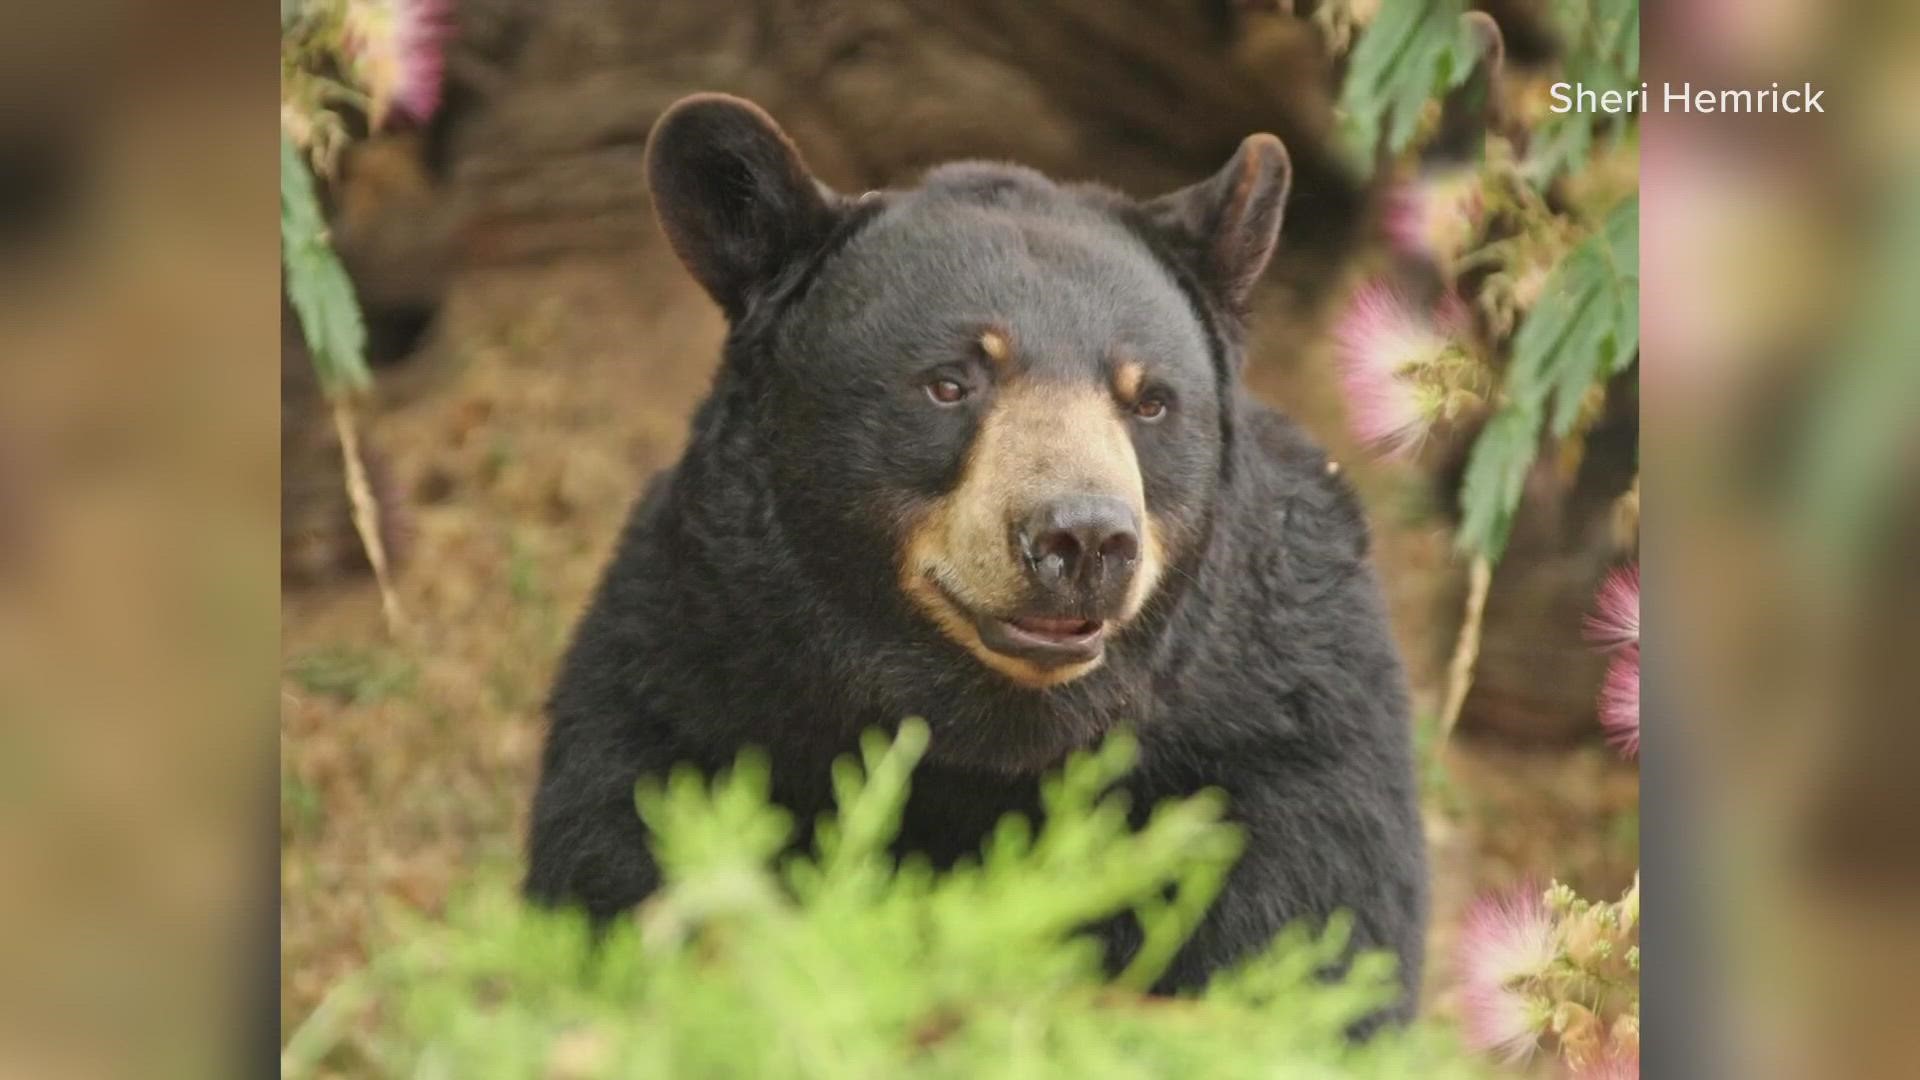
[975,612,1107,667]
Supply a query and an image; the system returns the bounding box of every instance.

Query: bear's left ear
[1143,134,1293,315]
[645,93,843,318]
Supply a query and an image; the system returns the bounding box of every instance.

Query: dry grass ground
[279,239,1638,1046]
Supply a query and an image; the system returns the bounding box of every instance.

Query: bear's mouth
[978,613,1107,665]
[930,578,1107,669]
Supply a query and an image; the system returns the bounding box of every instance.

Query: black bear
[526,93,1427,1015]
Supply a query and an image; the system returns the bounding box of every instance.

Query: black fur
[526,95,1426,1019]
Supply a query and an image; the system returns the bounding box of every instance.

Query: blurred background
[0,0,1912,1076]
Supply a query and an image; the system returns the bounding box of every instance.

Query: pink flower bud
[1334,281,1474,459]
[1584,563,1640,650]
[345,0,455,127]
[1572,1049,1641,1079]
[1599,644,1640,759]
[1383,167,1485,264]
[1585,563,1640,759]
[1457,883,1558,1063]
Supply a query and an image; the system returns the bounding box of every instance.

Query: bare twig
[1438,554,1493,741]
[331,396,407,638]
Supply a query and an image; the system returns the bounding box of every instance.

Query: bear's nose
[1018,495,1141,604]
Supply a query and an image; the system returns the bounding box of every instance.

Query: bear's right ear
[645,94,841,317]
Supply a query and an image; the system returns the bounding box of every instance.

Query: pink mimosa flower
[1456,884,1557,1063]
[1600,644,1640,759]
[346,0,454,126]
[1460,983,1543,1065]
[1584,563,1640,650]
[1586,563,1641,759]
[1383,167,1485,264]
[1334,282,1470,459]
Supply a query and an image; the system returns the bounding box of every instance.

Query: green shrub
[292,723,1490,1078]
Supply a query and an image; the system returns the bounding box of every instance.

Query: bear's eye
[926,378,969,406]
[1133,394,1170,422]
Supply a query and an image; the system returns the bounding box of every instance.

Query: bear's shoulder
[1234,401,1372,579]
[1140,400,1405,760]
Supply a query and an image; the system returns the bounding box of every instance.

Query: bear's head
[646,94,1290,692]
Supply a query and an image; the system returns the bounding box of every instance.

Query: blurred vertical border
[1645,0,1920,1076]
[0,1,280,1076]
